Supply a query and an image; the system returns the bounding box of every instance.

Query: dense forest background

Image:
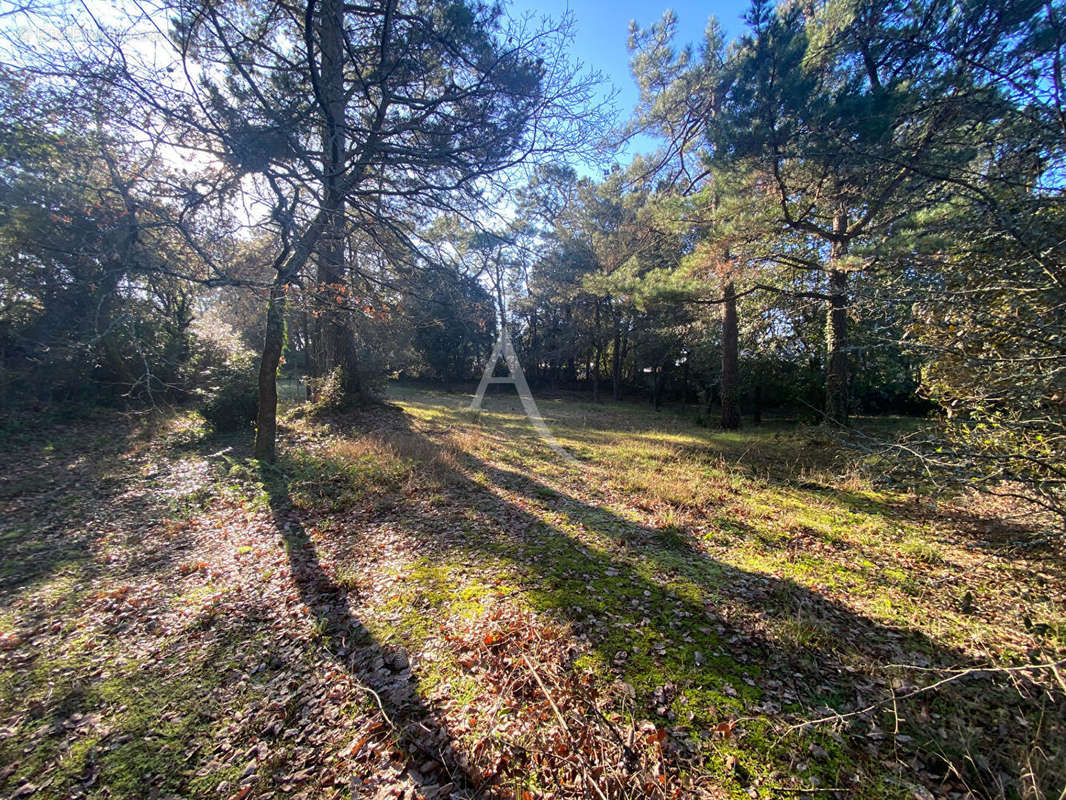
[0,0,1063,526]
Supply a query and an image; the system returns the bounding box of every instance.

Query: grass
[0,386,1062,799]
[378,386,1065,795]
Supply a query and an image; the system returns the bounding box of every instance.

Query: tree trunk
[680,355,690,405]
[825,215,850,425]
[721,281,740,430]
[254,283,286,461]
[311,0,361,401]
[592,302,601,403]
[565,304,575,385]
[301,309,313,401]
[705,381,719,418]
[611,316,623,401]
[529,309,539,383]
[652,364,668,411]
[592,345,601,402]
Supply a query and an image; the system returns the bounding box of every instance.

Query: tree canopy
[0,0,1062,518]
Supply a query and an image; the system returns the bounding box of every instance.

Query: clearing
[1,387,1063,799]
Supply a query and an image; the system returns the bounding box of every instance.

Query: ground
[0,386,1063,799]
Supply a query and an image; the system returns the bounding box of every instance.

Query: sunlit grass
[1,386,1061,798]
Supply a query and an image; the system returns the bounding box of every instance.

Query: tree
[710,0,1000,424]
[878,57,1066,524]
[0,73,208,412]
[901,195,1066,525]
[54,0,608,459]
[406,267,496,382]
[626,12,759,427]
[512,167,648,400]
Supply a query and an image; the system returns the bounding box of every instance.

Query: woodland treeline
[0,0,1063,525]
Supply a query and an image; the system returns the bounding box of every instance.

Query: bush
[201,362,258,432]
[187,332,259,433]
[307,367,348,414]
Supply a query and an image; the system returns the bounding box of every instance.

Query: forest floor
[1,386,1064,800]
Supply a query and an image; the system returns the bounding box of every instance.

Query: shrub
[307,367,348,414]
[201,362,258,432]
[187,332,259,433]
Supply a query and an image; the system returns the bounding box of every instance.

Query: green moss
[2,389,1059,799]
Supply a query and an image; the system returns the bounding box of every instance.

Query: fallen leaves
[1,399,1063,800]
[712,720,735,739]
[420,601,698,798]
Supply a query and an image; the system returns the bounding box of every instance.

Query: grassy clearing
[0,389,1062,799]
[378,386,1066,796]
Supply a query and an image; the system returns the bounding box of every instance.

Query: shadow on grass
[0,414,159,601]
[0,603,314,798]
[798,480,1066,569]
[0,418,270,603]
[319,403,1063,797]
[255,461,479,796]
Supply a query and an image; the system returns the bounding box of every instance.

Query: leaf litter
[0,397,1063,799]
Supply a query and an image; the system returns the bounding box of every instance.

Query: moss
[3,389,1060,799]
[0,605,271,797]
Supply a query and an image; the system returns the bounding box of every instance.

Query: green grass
[0,386,1061,799]
[381,385,1064,796]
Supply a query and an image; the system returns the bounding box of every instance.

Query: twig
[777,658,1066,744]
[1049,660,1066,696]
[883,658,1066,676]
[521,653,610,800]
[521,652,570,736]
[890,686,900,735]
[352,679,395,730]
[583,690,638,764]
[765,788,850,794]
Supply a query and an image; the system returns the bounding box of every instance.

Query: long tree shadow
[796,480,1066,578]
[256,462,481,797]
[341,403,1061,797]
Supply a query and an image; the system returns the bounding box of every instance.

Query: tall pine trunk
[311,0,361,400]
[825,212,849,425]
[592,346,601,402]
[592,302,601,402]
[254,283,286,461]
[652,365,667,410]
[720,281,740,429]
[300,309,313,402]
[611,318,623,401]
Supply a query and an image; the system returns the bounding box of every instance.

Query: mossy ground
[0,388,1062,799]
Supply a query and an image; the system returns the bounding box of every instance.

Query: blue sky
[505,0,753,162]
